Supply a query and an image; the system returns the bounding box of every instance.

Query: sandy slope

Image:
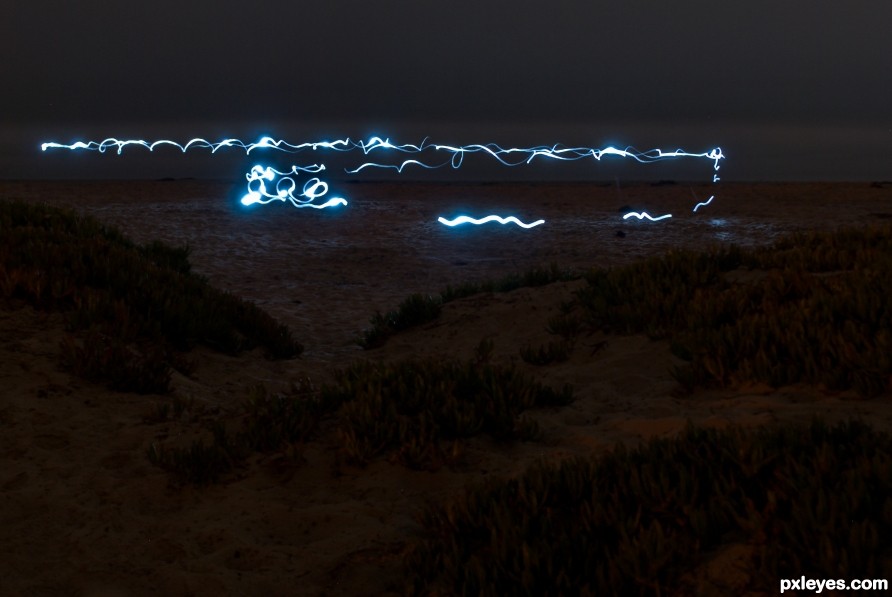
[1,181,891,595]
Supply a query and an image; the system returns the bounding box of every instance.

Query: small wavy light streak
[349,159,449,174]
[622,211,673,222]
[692,195,715,212]
[437,215,545,228]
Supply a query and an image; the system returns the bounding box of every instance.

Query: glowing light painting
[692,195,715,212]
[437,215,545,228]
[622,211,673,222]
[239,165,346,209]
[41,135,724,222]
[348,140,724,176]
[43,136,722,173]
[40,137,354,155]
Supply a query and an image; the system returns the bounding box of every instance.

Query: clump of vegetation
[239,381,323,452]
[143,394,196,424]
[520,310,583,365]
[545,310,583,341]
[440,262,578,303]
[149,357,573,482]
[519,339,574,366]
[322,358,573,469]
[148,380,321,484]
[360,263,578,349]
[61,327,174,394]
[407,419,892,596]
[0,200,302,393]
[572,224,892,396]
[359,293,442,349]
[147,422,246,486]
[472,337,495,365]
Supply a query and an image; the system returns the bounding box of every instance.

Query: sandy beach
[2,180,891,595]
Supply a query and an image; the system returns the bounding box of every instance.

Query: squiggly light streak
[622,211,673,222]
[349,143,725,174]
[41,136,354,155]
[437,215,545,228]
[41,136,724,174]
[240,164,346,209]
[692,195,715,212]
[41,135,724,221]
[349,159,448,174]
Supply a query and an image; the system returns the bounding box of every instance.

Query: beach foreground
[1,181,891,595]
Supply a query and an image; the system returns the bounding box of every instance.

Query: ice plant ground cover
[2,192,891,595]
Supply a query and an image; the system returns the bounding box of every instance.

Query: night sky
[3,1,890,181]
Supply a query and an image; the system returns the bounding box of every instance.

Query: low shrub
[359,293,442,349]
[323,358,573,469]
[407,419,892,595]
[519,339,574,366]
[440,262,578,303]
[572,224,892,396]
[0,200,302,393]
[362,263,579,349]
[148,381,321,484]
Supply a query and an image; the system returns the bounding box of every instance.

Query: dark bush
[407,419,892,596]
[0,200,302,393]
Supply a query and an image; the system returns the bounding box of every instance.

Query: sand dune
[1,180,891,595]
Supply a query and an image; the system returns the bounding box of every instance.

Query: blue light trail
[437,215,545,228]
[41,135,724,221]
[239,165,347,209]
[41,137,354,155]
[622,211,673,222]
[692,195,715,212]
[41,136,724,175]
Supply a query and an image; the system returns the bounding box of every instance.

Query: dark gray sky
[3,0,891,180]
